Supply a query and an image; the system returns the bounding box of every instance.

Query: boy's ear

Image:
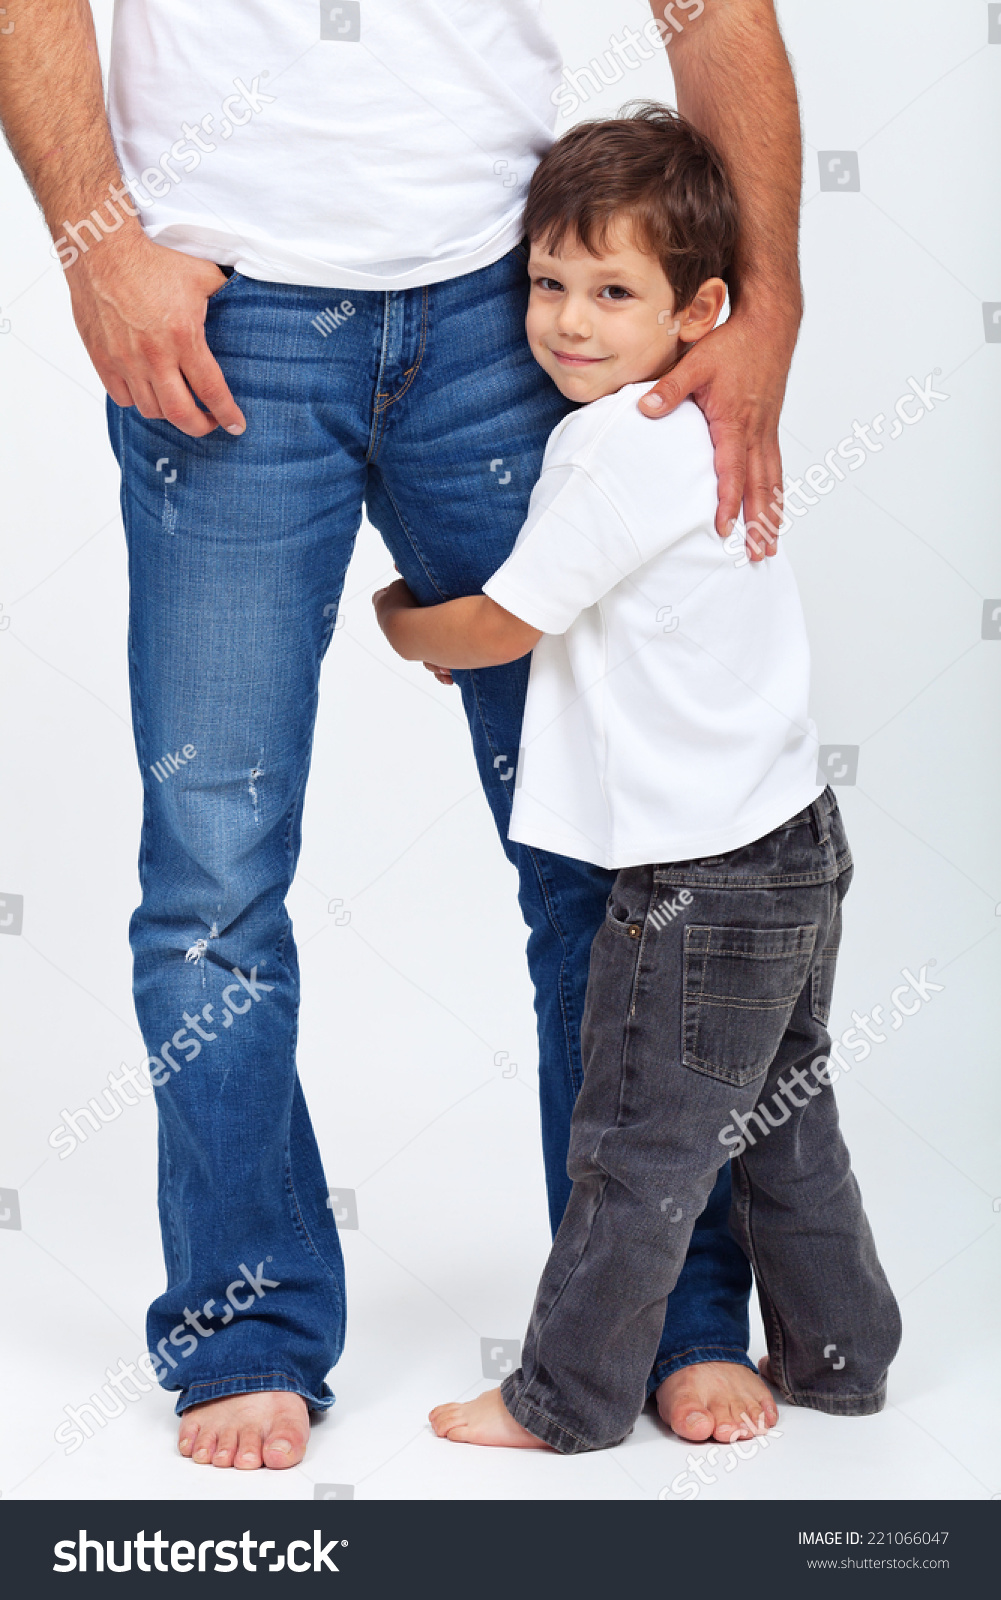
[677,278,729,345]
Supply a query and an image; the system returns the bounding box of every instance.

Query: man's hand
[67,233,246,436]
[640,303,796,559]
[650,0,803,561]
[0,0,244,436]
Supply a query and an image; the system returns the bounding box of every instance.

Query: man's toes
[235,1428,264,1470]
[713,1410,748,1443]
[262,1407,307,1469]
[191,1429,217,1465]
[178,1425,199,1458]
[675,1405,715,1442]
[657,1385,715,1441]
[262,1434,300,1469]
[211,1427,239,1467]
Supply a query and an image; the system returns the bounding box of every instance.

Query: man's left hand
[639,305,798,562]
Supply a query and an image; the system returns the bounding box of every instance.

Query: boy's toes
[429,1404,462,1438]
[192,1430,217,1465]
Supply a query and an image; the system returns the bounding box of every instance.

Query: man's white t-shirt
[483,385,825,871]
[106,0,562,288]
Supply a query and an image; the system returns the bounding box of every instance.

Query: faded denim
[107,245,753,1415]
[502,789,902,1453]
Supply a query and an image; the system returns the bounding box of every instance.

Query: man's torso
[107,0,562,288]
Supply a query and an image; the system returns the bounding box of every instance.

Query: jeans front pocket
[683,923,818,1087]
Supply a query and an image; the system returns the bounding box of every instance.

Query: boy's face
[525,220,721,404]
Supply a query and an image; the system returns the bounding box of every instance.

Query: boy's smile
[526,220,725,404]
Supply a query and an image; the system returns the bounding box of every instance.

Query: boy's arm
[641,0,802,553]
[373,580,541,669]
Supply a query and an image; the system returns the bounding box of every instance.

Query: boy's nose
[556,302,592,340]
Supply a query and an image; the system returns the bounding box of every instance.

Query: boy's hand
[372,577,419,646]
[423,662,454,686]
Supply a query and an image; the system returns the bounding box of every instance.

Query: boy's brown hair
[524,102,740,309]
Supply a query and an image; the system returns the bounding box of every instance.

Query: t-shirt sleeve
[482,463,647,635]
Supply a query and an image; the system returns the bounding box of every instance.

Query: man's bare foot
[178,1391,310,1469]
[429,1387,552,1450]
[656,1361,779,1443]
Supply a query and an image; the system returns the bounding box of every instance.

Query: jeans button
[628,924,641,938]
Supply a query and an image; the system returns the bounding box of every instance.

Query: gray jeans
[501,789,902,1453]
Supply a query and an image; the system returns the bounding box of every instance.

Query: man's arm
[373,580,541,669]
[642,0,802,555]
[0,0,245,435]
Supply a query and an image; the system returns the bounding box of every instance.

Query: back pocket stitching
[683,924,817,1086]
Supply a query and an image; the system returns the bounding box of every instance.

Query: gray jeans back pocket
[683,923,818,1087]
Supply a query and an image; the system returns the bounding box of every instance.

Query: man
[0,0,802,1470]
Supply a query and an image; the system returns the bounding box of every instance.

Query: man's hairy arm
[373,580,541,670]
[0,0,245,435]
[643,0,803,555]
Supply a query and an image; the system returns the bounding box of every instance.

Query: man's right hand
[67,232,247,437]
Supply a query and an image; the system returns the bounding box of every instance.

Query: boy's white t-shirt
[482,384,825,871]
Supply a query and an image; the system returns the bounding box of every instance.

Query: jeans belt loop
[809,798,826,846]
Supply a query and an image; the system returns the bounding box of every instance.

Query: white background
[1,0,998,1502]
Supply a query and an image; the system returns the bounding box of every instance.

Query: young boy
[373,105,901,1454]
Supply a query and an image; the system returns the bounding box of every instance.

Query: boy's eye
[536,276,565,293]
[600,284,633,302]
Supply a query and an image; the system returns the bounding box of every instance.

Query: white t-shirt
[106,0,562,288]
[483,385,825,870]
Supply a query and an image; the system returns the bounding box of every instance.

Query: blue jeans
[108,244,753,1415]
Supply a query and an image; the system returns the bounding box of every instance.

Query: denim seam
[623,869,656,1021]
[524,845,582,1102]
[184,1371,303,1393]
[365,293,393,462]
[375,476,449,601]
[520,1171,616,1395]
[649,1345,757,1385]
[374,284,429,417]
[655,870,840,889]
[780,1387,886,1415]
[278,745,344,1294]
[504,1390,595,1454]
[205,270,242,304]
[726,892,840,1391]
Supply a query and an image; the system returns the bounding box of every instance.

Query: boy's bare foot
[429,1387,552,1449]
[178,1391,310,1469]
[656,1361,779,1443]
